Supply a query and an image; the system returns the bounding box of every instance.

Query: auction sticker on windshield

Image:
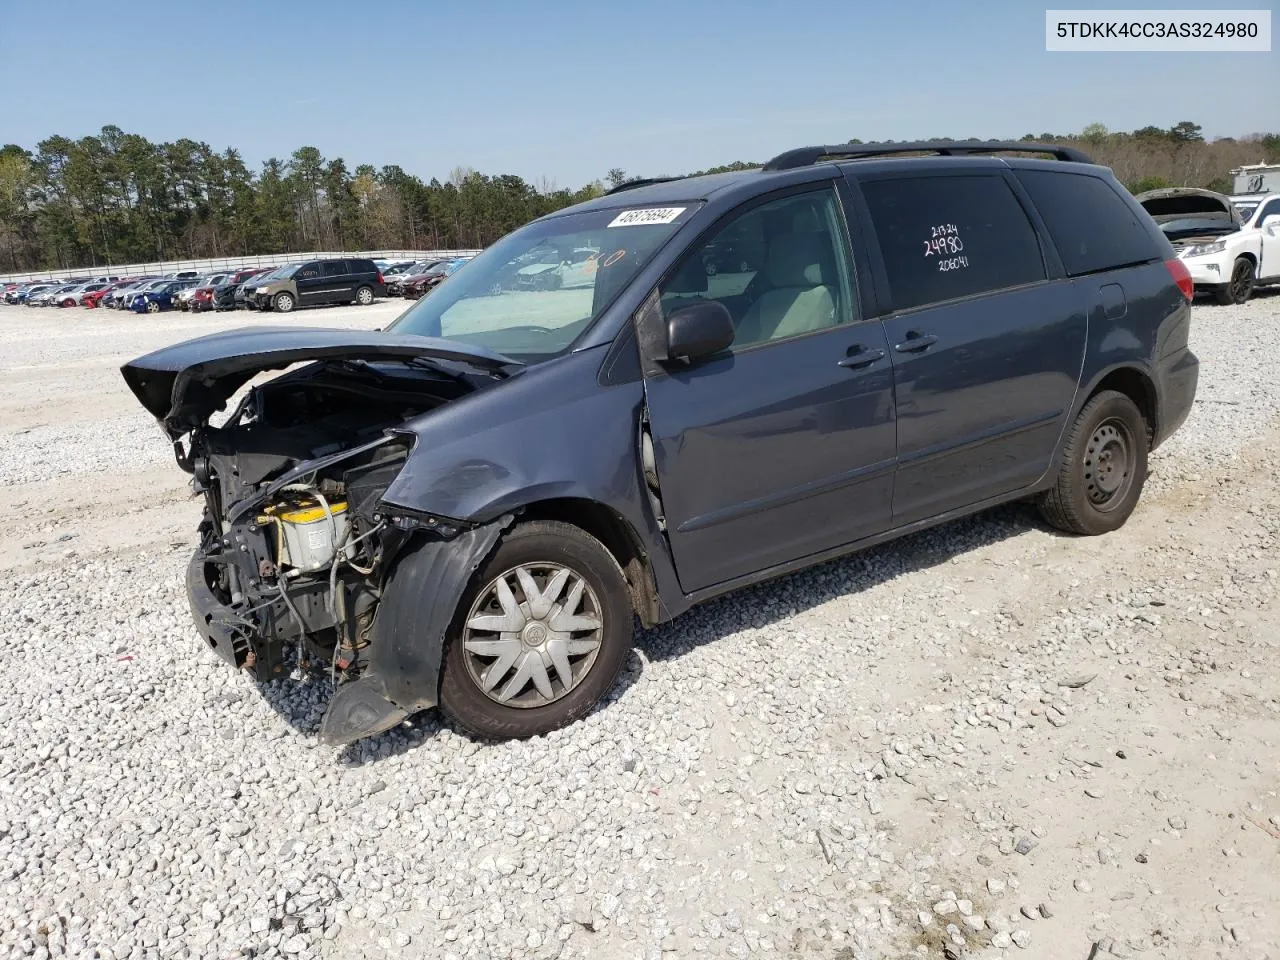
[608,207,686,228]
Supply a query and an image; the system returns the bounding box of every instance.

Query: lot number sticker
[608,207,686,228]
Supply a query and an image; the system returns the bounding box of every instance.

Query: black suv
[123,142,1198,746]
[250,258,385,312]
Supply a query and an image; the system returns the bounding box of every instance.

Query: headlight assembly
[1180,240,1226,258]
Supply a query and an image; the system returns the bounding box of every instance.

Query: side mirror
[665,301,735,362]
[1262,214,1280,235]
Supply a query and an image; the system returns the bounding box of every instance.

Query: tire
[704,260,718,276]
[272,292,294,313]
[1038,390,1148,536]
[438,520,634,740]
[354,285,374,306]
[146,300,160,314]
[1214,257,1255,305]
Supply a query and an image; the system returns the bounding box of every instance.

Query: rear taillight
[376,271,384,285]
[1164,258,1193,301]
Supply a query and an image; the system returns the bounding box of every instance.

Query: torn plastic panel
[318,514,513,746]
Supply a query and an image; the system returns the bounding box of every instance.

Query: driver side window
[658,188,857,349]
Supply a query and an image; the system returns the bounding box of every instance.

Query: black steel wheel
[1039,390,1149,535]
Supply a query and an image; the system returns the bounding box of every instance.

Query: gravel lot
[1,293,1278,960]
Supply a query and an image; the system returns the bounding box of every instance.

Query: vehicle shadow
[632,499,1049,668]
[250,637,653,764]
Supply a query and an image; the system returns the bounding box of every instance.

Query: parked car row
[383,257,471,298]
[3,255,474,314]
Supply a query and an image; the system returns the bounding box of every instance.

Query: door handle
[838,347,885,369]
[894,332,938,353]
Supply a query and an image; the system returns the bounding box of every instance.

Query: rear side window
[1016,170,1159,276]
[861,175,1046,312]
[321,260,347,277]
[350,259,375,274]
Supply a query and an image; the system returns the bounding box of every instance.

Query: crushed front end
[120,327,520,744]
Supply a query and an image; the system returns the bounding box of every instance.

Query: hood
[120,326,518,436]
[1136,187,1241,225]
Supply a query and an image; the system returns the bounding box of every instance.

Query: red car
[83,279,137,309]
[192,268,267,313]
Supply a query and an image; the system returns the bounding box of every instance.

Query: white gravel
[0,292,1277,960]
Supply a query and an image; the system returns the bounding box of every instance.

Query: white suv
[1138,187,1280,304]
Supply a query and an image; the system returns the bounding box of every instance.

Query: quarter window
[658,188,857,349]
[861,175,1046,312]
[1016,170,1159,277]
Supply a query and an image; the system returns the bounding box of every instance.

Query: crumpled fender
[317,514,513,745]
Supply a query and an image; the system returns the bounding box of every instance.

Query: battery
[267,500,350,574]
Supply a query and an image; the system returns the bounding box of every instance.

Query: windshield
[386,204,697,360]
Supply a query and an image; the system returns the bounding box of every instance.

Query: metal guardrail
[0,249,483,284]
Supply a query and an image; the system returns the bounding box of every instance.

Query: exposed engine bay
[184,358,475,694]
[119,327,528,744]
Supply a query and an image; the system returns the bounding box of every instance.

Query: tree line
[1,121,1277,273]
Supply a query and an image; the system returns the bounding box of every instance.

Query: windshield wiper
[405,355,521,382]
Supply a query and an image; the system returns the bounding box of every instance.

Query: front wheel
[1214,257,1255,305]
[1038,390,1148,535]
[439,521,633,739]
[146,300,161,314]
[272,292,295,313]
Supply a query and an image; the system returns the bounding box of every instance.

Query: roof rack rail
[605,176,684,195]
[761,141,1093,171]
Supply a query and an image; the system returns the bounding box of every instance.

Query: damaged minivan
[123,141,1198,746]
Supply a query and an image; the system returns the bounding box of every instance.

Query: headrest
[766,235,825,288]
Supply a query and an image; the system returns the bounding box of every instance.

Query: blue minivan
[122,142,1198,744]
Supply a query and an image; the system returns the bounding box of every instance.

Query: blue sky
[1,0,1275,186]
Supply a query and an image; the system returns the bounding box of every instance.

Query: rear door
[851,170,1088,526]
[642,184,898,592]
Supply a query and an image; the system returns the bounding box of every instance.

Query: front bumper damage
[185,466,513,745]
[120,326,524,746]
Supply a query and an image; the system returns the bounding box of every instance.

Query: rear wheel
[355,285,374,306]
[272,292,295,313]
[439,521,633,740]
[1038,390,1148,535]
[1214,257,1255,305]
